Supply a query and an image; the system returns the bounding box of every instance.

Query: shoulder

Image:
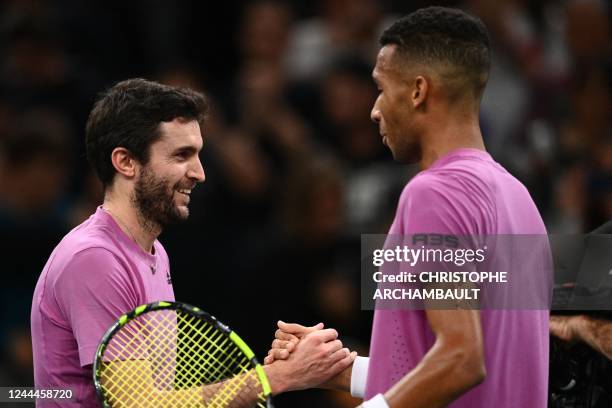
[398,171,465,210]
[49,246,139,319]
[58,213,121,256]
[426,155,499,198]
[395,168,495,235]
[68,246,124,266]
[54,222,128,273]
[53,247,128,291]
[402,171,449,196]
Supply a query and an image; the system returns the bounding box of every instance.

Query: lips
[175,188,193,205]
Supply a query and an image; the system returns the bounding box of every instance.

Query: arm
[320,364,353,392]
[370,176,486,407]
[99,329,356,407]
[269,310,485,408]
[550,314,612,360]
[265,328,357,394]
[100,360,263,407]
[265,322,366,396]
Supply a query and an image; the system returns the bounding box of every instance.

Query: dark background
[0,0,610,406]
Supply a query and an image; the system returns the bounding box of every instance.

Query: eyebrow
[172,145,201,155]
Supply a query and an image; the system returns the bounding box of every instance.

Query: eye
[174,151,191,161]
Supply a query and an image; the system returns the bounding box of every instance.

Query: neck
[418,113,485,170]
[102,194,160,254]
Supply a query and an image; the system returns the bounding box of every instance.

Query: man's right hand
[264,322,355,393]
[264,321,322,364]
[263,328,356,394]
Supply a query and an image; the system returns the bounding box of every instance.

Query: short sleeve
[399,174,487,235]
[53,248,140,367]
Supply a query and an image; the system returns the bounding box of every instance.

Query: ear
[110,147,138,179]
[412,75,429,108]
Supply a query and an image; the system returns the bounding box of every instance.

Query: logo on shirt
[412,233,459,247]
[166,270,172,285]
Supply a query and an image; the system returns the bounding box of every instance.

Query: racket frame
[93,300,274,408]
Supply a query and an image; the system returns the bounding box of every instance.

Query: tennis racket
[93,301,273,407]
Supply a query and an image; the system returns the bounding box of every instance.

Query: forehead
[373,44,400,81]
[155,119,203,150]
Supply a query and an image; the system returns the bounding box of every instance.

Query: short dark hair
[85,78,207,187]
[380,7,491,98]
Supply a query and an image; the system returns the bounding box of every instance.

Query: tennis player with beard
[267,7,550,408]
[31,79,355,407]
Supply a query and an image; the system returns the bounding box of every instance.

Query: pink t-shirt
[31,207,174,407]
[365,149,551,407]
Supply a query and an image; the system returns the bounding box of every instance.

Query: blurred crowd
[0,0,610,406]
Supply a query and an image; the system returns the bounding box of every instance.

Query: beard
[132,166,189,230]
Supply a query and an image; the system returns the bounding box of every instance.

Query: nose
[371,103,381,124]
[189,157,206,183]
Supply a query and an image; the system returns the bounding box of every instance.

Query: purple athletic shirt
[31,207,174,407]
[365,149,550,407]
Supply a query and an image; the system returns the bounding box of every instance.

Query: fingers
[328,347,350,363]
[308,328,338,343]
[311,322,325,330]
[331,350,358,373]
[277,321,309,334]
[267,323,316,367]
[264,349,286,365]
[267,323,340,370]
[549,319,560,332]
[275,329,299,342]
[271,339,295,352]
[324,339,343,356]
[264,347,290,365]
[278,321,324,337]
[265,338,297,365]
[271,348,289,359]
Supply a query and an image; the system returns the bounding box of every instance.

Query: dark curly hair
[380,7,491,99]
[85,78,207,188]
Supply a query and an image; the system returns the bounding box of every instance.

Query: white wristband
[350,356,370,398]
[362,393,390,408]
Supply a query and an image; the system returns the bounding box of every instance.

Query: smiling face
[371,44,423,164]
[132,118,205,228]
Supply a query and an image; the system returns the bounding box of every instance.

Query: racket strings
[99,309,266,407]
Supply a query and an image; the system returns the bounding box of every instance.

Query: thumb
[278,321,324,336]
[311,322,324,330]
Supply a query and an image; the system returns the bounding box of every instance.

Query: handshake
[261,321,357,395]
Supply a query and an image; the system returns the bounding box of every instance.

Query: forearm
[143,371,262,407]
[109,382,232,407]
[263,364,291,395]
[575,315,612,360]
[201,369,264,408]
[103,361,264,407]
[383,341,485,408]
[320,363,352,392]
[265,356,364,396]
[321,354,369,394]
